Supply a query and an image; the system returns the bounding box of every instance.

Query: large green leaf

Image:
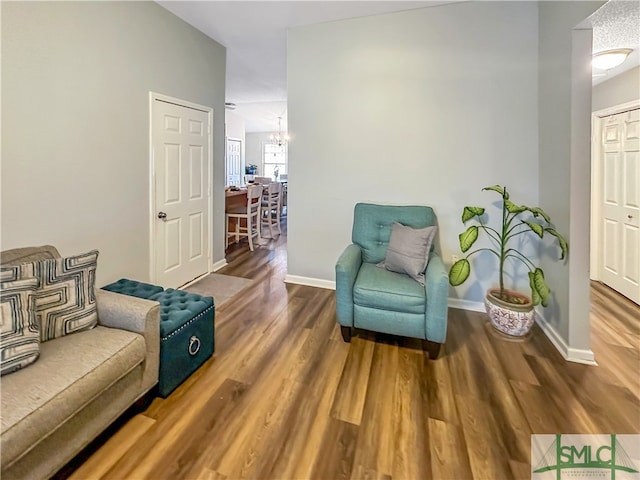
[505,200,527,214]
[483,185,509,200]
[462,206,485,223]
[528,271,541,306]
[459,226,479,252]
[523,221,544,238]
[545,228,568,260]
[527,206,551,223]
[449,259,471,286]
[531,268,550,308]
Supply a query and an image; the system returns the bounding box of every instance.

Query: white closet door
[599,108,640,304]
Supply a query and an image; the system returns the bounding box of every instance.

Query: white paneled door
[226,138,242,186]
[599,108,640,304]
[152,98,211,288]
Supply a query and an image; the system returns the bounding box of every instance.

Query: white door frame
[590,99,640,280]
[149,92,214,284]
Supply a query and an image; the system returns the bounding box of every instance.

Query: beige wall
[592,66,640,112]
[287,1,539,299]
[1,1,226,285]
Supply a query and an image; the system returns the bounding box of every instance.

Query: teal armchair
[335,203,449,358]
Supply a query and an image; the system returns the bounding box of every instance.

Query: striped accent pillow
[0,277,40,375]
[1,250,99,342]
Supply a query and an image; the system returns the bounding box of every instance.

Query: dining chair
[225,184,262,251]
[260,182,282,239]
[280,182,287,217]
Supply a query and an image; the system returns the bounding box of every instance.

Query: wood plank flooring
[68,221,639,480]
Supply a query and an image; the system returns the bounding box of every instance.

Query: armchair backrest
[352,203,437,264]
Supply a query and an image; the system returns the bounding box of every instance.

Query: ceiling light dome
[592,48,633,70]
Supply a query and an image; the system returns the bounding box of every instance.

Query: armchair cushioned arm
[96,289,160,392]
[424,253,449,343]
[335,244,363,327]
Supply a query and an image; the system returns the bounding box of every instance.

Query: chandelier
[269,117,289,147]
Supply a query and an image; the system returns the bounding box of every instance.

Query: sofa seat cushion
[353,263,425,314]
[0,326,145,468]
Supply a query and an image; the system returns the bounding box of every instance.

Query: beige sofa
[1,246,160,480]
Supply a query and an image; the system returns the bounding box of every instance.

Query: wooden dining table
[225,187,251,211]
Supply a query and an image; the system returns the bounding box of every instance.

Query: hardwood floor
[69,221,639,480]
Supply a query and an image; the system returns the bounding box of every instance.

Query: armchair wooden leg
[340,326,352,343]
[423,340,441,359]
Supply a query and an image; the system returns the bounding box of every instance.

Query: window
[262,143,287,180]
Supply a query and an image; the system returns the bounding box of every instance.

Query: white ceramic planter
[484,288,535,337]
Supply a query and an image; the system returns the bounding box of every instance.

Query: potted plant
[448,185,568,337]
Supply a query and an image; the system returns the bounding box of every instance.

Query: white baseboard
[448,298,485,312]
[565,347,598,366]
[534,312,597,366]
[449,299,597,366]
[212,259,228,272]
[284,275,336,290]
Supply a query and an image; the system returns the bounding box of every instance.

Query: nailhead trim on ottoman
[101,279,215,398]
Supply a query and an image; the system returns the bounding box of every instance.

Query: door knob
[629,214,634,219]
[157,211,167,220]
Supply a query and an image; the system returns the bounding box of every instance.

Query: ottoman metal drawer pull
[188,336,201,356]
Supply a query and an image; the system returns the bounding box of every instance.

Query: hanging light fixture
[592,48,633,71]
[269,116,289,147]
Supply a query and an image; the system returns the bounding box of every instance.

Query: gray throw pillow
[377,222,437,286]
[1,250,99,342]
[1,277,40,375]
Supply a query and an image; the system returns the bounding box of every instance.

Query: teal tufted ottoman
[102,279,215,398]
[148,289,215,397]
[101,278,164,299]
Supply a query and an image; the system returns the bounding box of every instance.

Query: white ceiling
[590,0,640,86]
[158,0,639,132]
